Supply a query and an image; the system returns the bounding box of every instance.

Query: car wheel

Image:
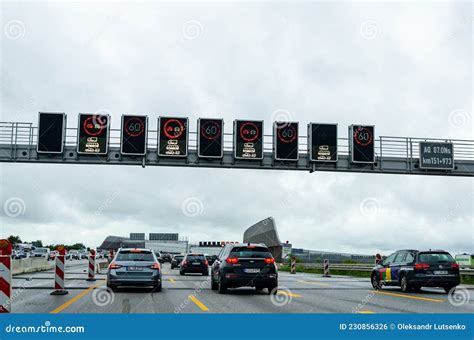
[267,285,277,295]
[179,270,184,276]
[400,275,410,292]
[107,283,117,292]
[154,283,162,293]
[444,286,455,294]
[218,276,227,294]
[371,272,382,290]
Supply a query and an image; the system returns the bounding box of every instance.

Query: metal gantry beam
[0,122,473,177]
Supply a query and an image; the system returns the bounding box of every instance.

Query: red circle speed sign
[239,122,259,142]
[163,119,185,139]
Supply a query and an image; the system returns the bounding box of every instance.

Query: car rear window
[418,252,454,263]
[175,256,184,260]
[116,250,155,262]
[187,255,205,261]
[230,246,272,258]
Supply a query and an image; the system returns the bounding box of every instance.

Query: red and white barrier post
[0,239,12,313]
[290,256,296,274]
[51,245,68,295]
[323,258,331,277]
[87,249,96,281]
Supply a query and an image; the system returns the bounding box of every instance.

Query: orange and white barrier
[323,259,330,277]
[0,239,12,313]
[290,257,296,274]
[87,249,96,281]
[51,245,68,295]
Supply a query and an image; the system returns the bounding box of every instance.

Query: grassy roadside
[279,265,474,285]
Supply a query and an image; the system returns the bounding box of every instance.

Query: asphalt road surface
[10,260,474,314]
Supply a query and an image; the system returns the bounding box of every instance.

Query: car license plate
[192,262,200,265]
[244,268,260,274]
[433,270,448,275]
[128,266,143,271]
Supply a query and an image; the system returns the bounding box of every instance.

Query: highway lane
[9,261,474,314]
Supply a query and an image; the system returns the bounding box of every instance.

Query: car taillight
[451,263,460,269]
[183,260,188,266]
[226,257,239,264]
[264,258,275,264]
[149,262,160,270]
[109,263,122,269]
[414,263,430,270]
[204,260,208,266]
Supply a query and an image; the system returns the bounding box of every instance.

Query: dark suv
[180,253,209,276]
[371,249,460,293]
[211,243,278,294]
[171,255,184,269]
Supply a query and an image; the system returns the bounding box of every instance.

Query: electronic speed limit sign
[234,120,264,160]
[198,118,223,158]
[274,122,299,161]
[350,125,375,163]
[121,115,148,155]
[77,113,110,155]
[158,117,188,157]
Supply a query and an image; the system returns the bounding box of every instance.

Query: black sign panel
[158,117,188,157]
[198,118,223,158]
[308,123,337,162]
[274,122,299,161]
[350,125,375,163]
[121,115,148,155]
[234,120,264,160]
[37,112,66,154]
[77,114,110,155]
[419,142,454,170]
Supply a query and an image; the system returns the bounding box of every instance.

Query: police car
[371,249,460,293]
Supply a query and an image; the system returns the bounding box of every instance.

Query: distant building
[243,217,283,261]
[149,233,178,241]
[130,233,145,241]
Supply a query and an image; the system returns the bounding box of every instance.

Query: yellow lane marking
[188,295,209,311]
[277,291,302,298]
[357,310,375,314]
[50,281,105,314]
[169,278,176,283]
[371,290,444,303]
[298,280,330,286]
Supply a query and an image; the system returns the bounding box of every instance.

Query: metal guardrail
[287,263,474,275]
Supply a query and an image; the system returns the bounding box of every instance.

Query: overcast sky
[0,1,472,256]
